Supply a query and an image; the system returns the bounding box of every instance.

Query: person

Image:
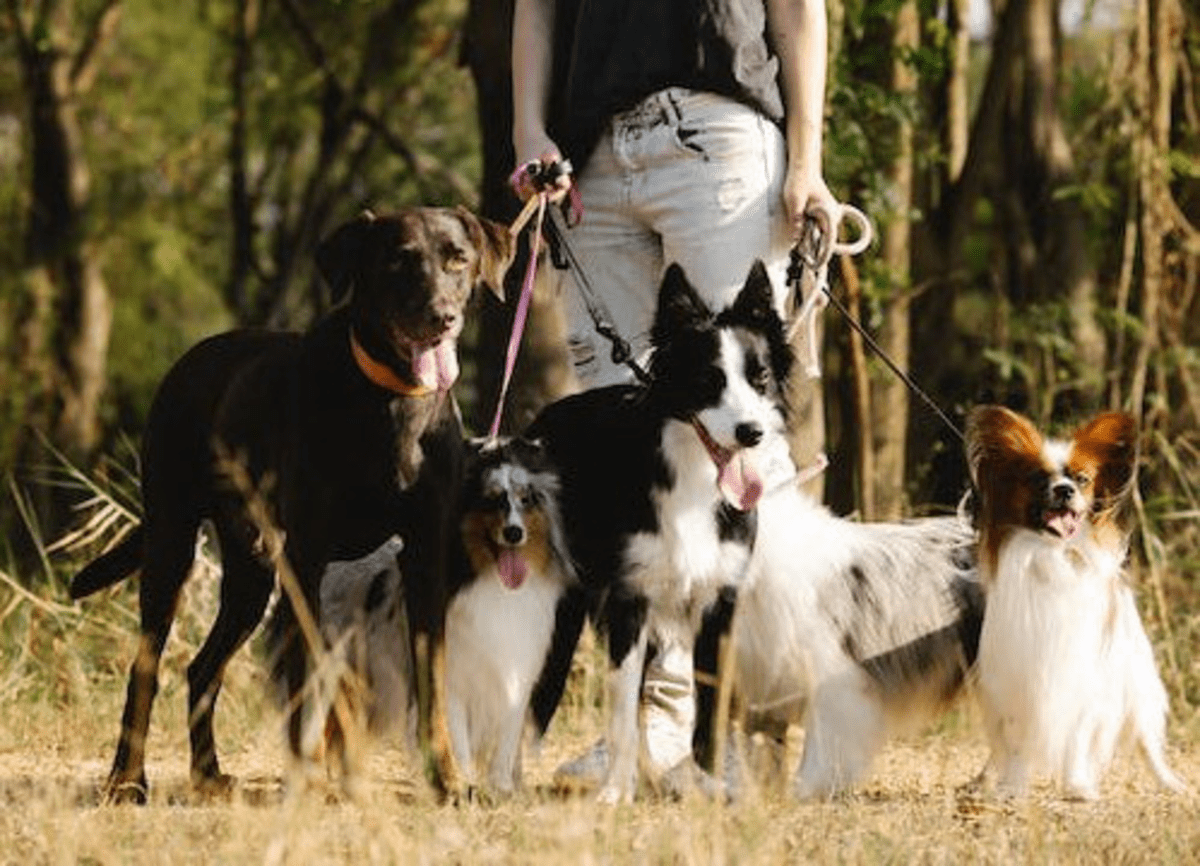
[510,0,837,791]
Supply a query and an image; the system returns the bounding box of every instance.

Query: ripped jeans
[556,87,792,388]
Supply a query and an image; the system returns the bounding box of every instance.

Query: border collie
[526,261,791,803]
[316,437,574,794]
[966,405,1186,798]
[732,484,982,798]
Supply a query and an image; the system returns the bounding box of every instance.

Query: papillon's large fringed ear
[964,405,1044,487]
[315,210,378,304]
[1073,411,1139,508]
[455,206,515,302]
[654,263,711,344]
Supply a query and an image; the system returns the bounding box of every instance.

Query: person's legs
[637,88,791,314]
[553,111,663,388]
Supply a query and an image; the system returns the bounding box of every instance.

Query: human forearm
[767,0,834,224]
[512,0,561,164]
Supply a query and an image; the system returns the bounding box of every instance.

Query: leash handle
[787,205,874,378]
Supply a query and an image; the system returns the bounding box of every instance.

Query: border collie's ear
[964,405,1043,485]
[728,260,778,327]
[316,210,377,304]
[455,206,515,302]
[654,263,710,340]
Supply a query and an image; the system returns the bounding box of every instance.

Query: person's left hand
[782,161,839,240]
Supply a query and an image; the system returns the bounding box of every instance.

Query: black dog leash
[788,212,965,444]
[543,206,652,387]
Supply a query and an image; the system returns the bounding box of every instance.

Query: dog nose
[502,524,525,545]
[1051,480,1075,504]
[435,311,457,332]
[735,422,763,448]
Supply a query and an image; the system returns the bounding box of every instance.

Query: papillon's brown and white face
[966,406,1138,569]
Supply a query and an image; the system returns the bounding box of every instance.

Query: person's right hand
[512,137,573,203]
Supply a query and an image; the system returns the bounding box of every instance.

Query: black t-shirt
[548,0,785,168]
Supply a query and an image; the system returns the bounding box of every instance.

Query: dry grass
[2,460,1198,865]
[1,557,1198,866]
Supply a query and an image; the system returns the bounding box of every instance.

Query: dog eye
[1071,470,1092,486]
[443,246,471,273]
[745,358,770,393]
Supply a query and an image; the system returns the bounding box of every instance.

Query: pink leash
[488,160,581,439]
[488,193,546,438]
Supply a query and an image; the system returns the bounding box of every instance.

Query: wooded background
[1,0,1197,603]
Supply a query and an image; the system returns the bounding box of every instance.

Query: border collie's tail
[69,525,145,599]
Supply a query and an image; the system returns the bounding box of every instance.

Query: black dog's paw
[103,773,149,806]
[191,770,237,802]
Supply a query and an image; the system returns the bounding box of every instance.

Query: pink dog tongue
[411,339,459,392]
[496,548,528,590]
[1046,510,1081,540]
[717,450,764,512]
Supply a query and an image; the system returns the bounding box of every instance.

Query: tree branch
[70,0,122,94]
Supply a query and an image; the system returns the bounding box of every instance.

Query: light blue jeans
[557,87,792,388]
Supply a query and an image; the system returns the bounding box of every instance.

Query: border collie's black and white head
[648,261,793,509]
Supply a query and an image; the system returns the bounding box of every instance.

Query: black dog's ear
[316,210,377,303]
[455,206,515,302]
[653,263,711,344]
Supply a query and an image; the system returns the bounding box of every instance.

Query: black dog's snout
[735,423,763,448]
[502,524,525,545]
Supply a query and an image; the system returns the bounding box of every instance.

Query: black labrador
[70,206,514,803]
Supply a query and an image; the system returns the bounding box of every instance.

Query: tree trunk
[867,0,918,521]
[946,0,970,182]
[10,0,121,461]
[1021,0,1106,409]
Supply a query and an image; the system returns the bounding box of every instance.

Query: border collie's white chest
[624,422,752,630]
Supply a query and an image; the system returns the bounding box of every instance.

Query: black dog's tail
[70,525,145,599]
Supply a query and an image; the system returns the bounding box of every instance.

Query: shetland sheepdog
[316,436,574,794]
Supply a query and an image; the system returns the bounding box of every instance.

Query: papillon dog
[966,405,1186,798]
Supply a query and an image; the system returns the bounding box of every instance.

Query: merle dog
[70,206,513,803]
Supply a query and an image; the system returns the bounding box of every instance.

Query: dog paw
[1062,782,1099,802]
[191,770,237,801]
[595,783,634,805]
[103,775,149,806]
